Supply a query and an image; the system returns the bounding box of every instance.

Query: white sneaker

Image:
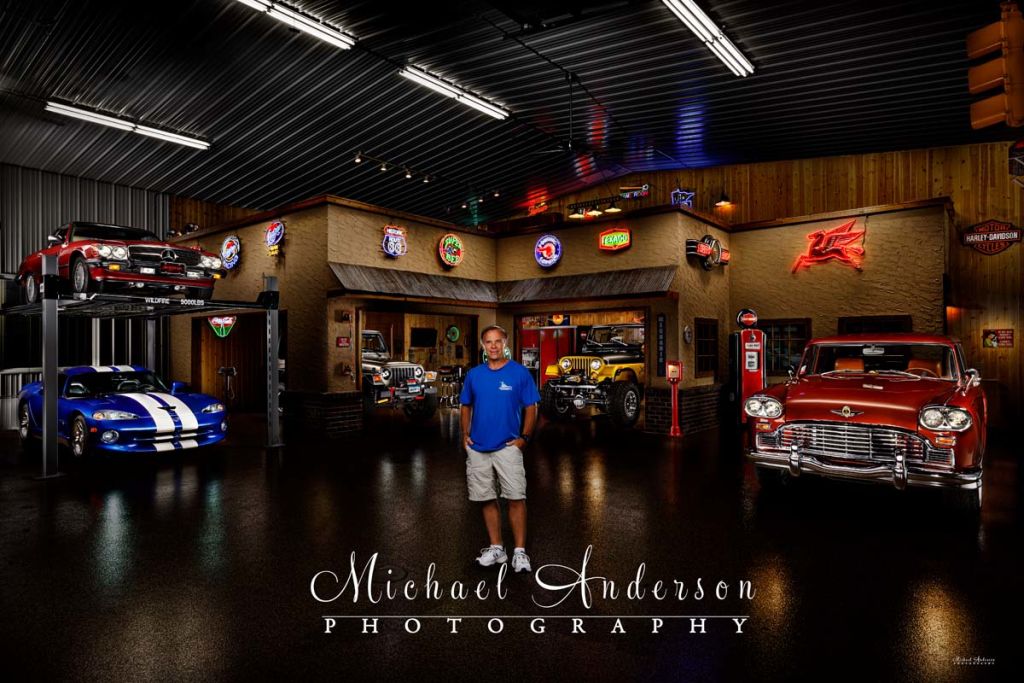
[512,551,532,573]
[476,546,507,567]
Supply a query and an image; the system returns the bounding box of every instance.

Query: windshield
[585,326,644,346]
[802,343,959,380]
[71,225,162,242]
[65,371,169,396]
[362,334,388,353]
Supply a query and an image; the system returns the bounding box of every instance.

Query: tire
[756,465,783,489]
[607,382,642,428]
[362,384,378,415]
[70,414,91,459]
[404,394,438,421]
[23,275,40,304]
[70,256,92,295]
[540,383,572,421]
[947,483,982,516]
[18,402,37,451]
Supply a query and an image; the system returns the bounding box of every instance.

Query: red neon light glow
[792,219,865,273]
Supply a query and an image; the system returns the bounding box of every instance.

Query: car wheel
[23,275,40,304]
[608,382,642,428]
[187,286,213,301]
[540,384,572,421]
[18,403,38,451]
[70,415,91,459]
[948,483,982,516]
[756,466,783,489]
[362,384,378,415]
[71,257,92,295]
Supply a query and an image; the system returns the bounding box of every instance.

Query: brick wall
[287,391,363,439]
[644,384,722,435]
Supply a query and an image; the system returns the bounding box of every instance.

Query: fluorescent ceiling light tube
[267,5,354,49]
[399,66,509,120]
[135,124,211,150]
[46,101,210,150]
[45,102,134,131]
[661,0,754,76]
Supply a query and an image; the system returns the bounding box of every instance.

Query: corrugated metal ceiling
[0,0,1012,226]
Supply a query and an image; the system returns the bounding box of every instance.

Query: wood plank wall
[169,196,259,234]
[540,142,1023,425]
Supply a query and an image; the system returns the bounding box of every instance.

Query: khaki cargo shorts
[466,444,526,501]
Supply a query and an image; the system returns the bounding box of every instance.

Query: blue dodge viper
[18,365,227,457]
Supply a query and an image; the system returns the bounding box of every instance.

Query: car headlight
[96,244,112,258]
[92,410,139,420]
[381,368,391,380]
[919,405,972,432]
[590,359,603,372]
[210,257,222,269]
[414,366,424,378]
[744,396,784,419]
[111,246,128,260]
[200,256,213,268]
[202,403,225,414]
[559,358,572,371]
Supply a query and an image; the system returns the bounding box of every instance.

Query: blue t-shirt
[460,360,541,452]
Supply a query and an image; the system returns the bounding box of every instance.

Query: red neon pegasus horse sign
[792,219,865,273]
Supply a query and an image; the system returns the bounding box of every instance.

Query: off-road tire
[608,381,641,428]
[362,384,378,415]
[540,383,572,421]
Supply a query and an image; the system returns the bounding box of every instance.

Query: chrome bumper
[747,444,981,491]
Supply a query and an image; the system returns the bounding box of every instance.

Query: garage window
[694,318,719,379]
[758,319,811,375]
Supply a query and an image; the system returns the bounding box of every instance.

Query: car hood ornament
[831,405,864,418]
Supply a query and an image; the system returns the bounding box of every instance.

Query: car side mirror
[65,383,87,397]
[171,381,188,394]
[964,369,981,388]
[786,364,797,381]
[47,235,61,245]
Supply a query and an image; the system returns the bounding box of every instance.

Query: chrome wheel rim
[19,405,29,440]
[73,262,87,292]
[624,389,638,417]
[25,277,37,302]
[72,419,86,457]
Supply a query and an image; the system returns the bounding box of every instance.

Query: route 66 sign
[382,225,408,258]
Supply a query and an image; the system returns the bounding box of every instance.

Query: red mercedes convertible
[745,333,986,512]
[17,222,224,303]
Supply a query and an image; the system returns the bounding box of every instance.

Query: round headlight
[559,358,572,371]
[97,245,112,258]
[380,368,391,380]
[945,409,971,430]
[111,246,128,260]
[744,398,765,417]
[210,257,222,269]
[414,366,424,378]
[763,399,783,418]
[101,430,119,443]
[920,408,945,429]
[590,359,602,371]
[200,256,212,268]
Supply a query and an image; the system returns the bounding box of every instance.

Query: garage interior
[1,0,1022,679]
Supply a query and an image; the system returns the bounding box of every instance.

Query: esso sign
[736,309,758,328]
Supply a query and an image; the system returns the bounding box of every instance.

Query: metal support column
[263,276,283,447]
[146,318,157,370]
[40,254,60,478]
[91,319,101,366]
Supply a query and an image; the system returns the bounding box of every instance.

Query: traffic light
[968,1,1024,128]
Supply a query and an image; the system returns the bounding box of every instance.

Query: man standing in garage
[460,324,540,573]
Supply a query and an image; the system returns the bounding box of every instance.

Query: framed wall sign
[382,225,408,258]
[982,329,1014,348]
[961,220,1021,255]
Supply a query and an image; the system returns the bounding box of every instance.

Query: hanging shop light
[399,66,510,120]
[605,201,622,214]
[354,151,362,163]
[45,101,210,150]
[715,191,732,207]
[235,1,355,50]
[568,209,586,219]
[661,0,754,76]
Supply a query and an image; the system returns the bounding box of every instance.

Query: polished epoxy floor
[1,410,1021,681]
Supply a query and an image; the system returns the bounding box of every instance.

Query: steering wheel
[905,367,939,378]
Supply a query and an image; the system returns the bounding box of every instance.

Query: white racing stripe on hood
[115,365,136,372]
[151,393,200,431]
[121,393,176,433]
[90,366,114,372]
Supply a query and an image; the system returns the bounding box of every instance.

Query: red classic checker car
[17,222,225,303]
[745,334,986,512]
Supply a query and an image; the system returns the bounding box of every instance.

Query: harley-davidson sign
[961,220,1021,255]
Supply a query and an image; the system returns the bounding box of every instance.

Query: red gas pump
[666,360,683,437]
[728,309,766,424]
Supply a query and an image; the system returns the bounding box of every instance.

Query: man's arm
[509,404,537,450]
[461,404,473,447]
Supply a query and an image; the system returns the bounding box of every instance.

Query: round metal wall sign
[736,309,758,328]
[534,234,562,268]
[220,235,241,270]
[438,233,464,267]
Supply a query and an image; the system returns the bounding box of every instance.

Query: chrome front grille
[559,356,595,373]
[757,422,928,463]
[129,246,202,266]
[387,367,417,385]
